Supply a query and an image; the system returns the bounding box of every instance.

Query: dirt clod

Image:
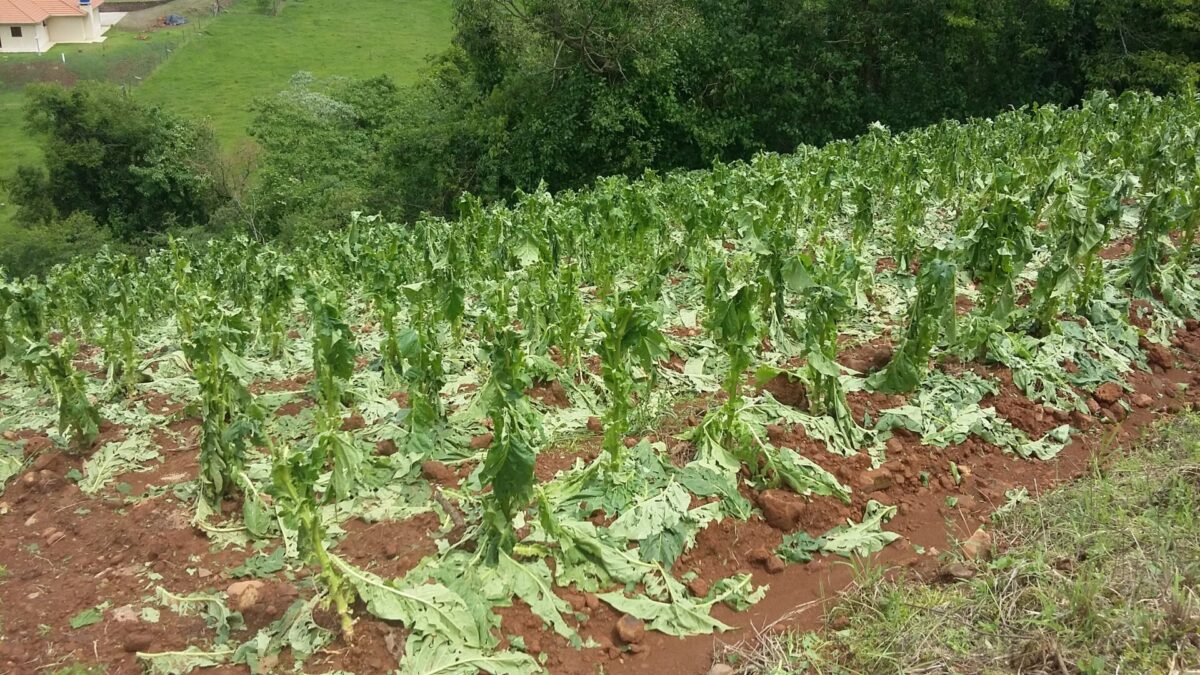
[122,631,154,653]
[587,416,603,433]
[616,614,646,644]
[1094,382,1123,405]
[421,460,456,484]
[1132,393,1154,409]
[227,580,265,612]
[687,577,711,598]
[757,490,801,531]
[765,554,786,574]
[470,433,494,449]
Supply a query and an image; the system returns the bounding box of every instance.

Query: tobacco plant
[870,256,957,393]
[595,291,668,468]
[304,285,362,501]
[477,321,541,563]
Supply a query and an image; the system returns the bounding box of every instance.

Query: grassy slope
[0,0,451,240]
[720,416,1200,674]
[136,0,453,145]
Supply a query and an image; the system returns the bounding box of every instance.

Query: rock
[227,580,266,612]
[196,568,213,579]
[708,666,736,675]
[859,469,893,493]
[940,562,976,582]
[615,614,645,645]
[470,433,494,450]
[747,547,772,564]
[1132,393,1154,409]
[23,512,39,528]
[122,631,154,653]
[758,490,801,531]
[45,530,65,546]
[1094,382,1123,405]
[1051,408,1071,423]
[961,528,993,562]
[1085,398,1101,415]
[421,460,456,484]
[687,577,711,598]
[586,416,603,433]
[765,555,786,574]
[112,605,139,624]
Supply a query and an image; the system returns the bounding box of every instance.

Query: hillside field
[1,92,1199,673]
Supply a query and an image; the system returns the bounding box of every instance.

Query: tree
[7,82,221,241]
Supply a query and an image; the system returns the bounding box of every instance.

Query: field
[0,0,452,231]
[1,92,1199,674]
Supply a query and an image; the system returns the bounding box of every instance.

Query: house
[0,0,109,53]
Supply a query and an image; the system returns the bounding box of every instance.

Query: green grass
[0,0,452,241]
[718,415,1200,674]
[136,0,453,145]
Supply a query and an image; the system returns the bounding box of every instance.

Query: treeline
[3,0,1199,274]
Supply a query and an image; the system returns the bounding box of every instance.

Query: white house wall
[0,22,51,53]
[46,15,86,44]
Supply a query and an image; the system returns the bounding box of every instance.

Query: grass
[0,0,452,236]
[717,415,1200,674]
[135,0,453,145]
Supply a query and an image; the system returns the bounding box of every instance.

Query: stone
[420,460,456,484]
[885,437,905,456]
[687,577,711,599]
[587,416,603,433]
[615,614,645,645]
[1132,393,1154,409]
[940,562,976,582]
[112,604,139,624]
[227,580,266,612]
[764,554,786,574]
[961,528,993,562]
[757,490,801,531]
[45,530,65,546]
[1085,398,1101,415]
[708,666,736,675]
[196,568,213,579]
[470,433,494,450]
[1094,382,1123,405]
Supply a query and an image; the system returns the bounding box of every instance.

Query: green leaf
[778,531,821,563]
[138,647,235,674]
[496,553,580,645]
[399,635,541,675]
[69,603,108,629]
[331,554,487,648]
[819,500,900,558]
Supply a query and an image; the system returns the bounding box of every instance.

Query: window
[10,26,22,38]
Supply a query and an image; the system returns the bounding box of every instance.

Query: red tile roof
[0,0,103,24]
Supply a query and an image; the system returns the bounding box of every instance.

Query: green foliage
[10,82,221,240]
[478,324,540,563]
[870,257,957,393]
[595,292,668,466]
